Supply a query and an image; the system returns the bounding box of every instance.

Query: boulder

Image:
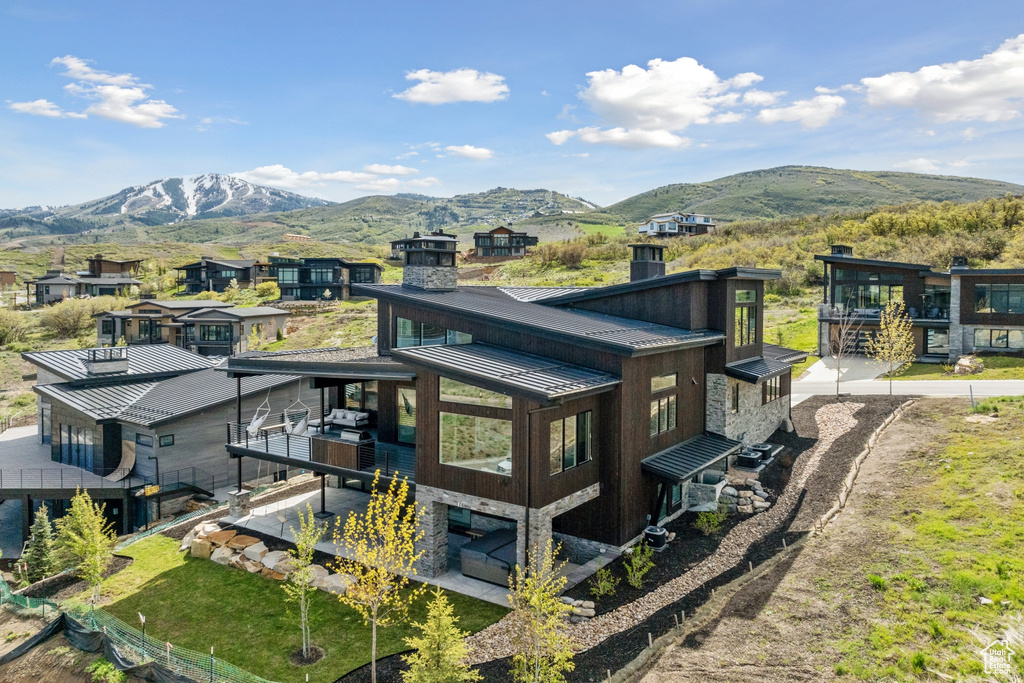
[190,538,212,560]
[275,558,298,575]
[318,573,356,596]
[722,486,738,497]
[752,495,766,503]
[229,553,248,569]
[261,568,287,581]
[738,490,754,499]
[572,607,596,618]
[307,564,329,584]
[753,501,771,510]
[243,542,268,562]
[581,600,595,610]
[211,546,235,565]
[197,522,221,537]
[261,550,290,571]
[737,504,754,515]
[207,530,237,547]
[979,596,995,605]
[227,535,260,550]
[560,596,575,605]
[745,478,759,487]
[179,529,197,553]
[242,560,263,574]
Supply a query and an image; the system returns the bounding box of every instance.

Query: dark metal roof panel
[724,355,793,384]
[642,433,741,482]
[497,287,590,302]
[226,346,416,380]
[814,254,940,271]
[392,343,620,401]
[22,345,217,381]
[353,284,724,355]
[35,381,158,421]
[762,344,810,364]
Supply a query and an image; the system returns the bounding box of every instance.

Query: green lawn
[91,535,508,682]
[834,399,1024,679]
[896,355,1024,380]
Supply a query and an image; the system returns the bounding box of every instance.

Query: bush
[625,540,655,589]
[557,241,587,269]
[86,658,126,683]
[0,309,26,346]
[255,281,281,300]
[40,296,126,339]
[763,293,783,305]
[588,567,620,600]
[694,502,729,536]
[193,290,219,300]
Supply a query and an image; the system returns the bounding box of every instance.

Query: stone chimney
[830,244,853,256]
[629,243,666,282]
[402,230,458,290]
[951,255,968,269]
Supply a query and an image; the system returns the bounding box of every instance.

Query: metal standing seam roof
[392,343,621,402]
[22,345,218,381]
[641,433,742,482]
[496,286,590,302]
[128,300,234,310]
[176,306,289,319]
[724,356,794,384]
[353,284,725,355]
[34,381,159,421]
[76,276,142,285]
[226,346,416,380]
[762,344,810,364]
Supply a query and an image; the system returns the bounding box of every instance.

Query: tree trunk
[371,615,378,683]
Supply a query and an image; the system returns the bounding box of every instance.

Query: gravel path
[464,402,863,664]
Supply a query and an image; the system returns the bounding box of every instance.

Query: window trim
[159,435,174,447]
[135,434,154,447]
[549,410,592,476]
[650,395,677,437]
[763,376,781,404]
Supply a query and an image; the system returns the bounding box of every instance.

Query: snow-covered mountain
[47,174,331,225]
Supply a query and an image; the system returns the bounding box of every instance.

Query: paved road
[793,378,1024,405]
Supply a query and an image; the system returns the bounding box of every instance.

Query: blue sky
[2,1,1022,209]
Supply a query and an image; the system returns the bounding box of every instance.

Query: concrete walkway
[224,486,513,606]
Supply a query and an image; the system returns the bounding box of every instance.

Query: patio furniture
[309,408,370,430]
[460,528,517,586]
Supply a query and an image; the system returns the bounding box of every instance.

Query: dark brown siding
[959,275,1024,326]
[725,280,764,364]
[376,380,400,443]
[562,280,710,331]
[529,394,602,509]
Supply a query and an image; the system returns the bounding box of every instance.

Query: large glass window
[277,268,299,284]
[764,376,781,404]
[396,317,472,348]
[138,320,160,339]
[650,396,677,436]
[345,381,378,412]
[439,413,513,476]
[975,284,1024,314]
[549,411,591,475]
[735,306,755,346]
[60,424,95,471]
[398,387,416,444]
[651,373,677,393]
[926,329,950,355]
[309,268,334,283]
[200,324,232,342]
[439,378,512,409]
[218,269,237,279]
[101,319,114,336]
[736,289,756,303]
[350,267,376,283]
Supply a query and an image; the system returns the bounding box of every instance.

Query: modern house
[390,230,459,260]
[948,256,1024,358]
[815,245,969,360]
[27,270,142,304]
[79,254,143,278]
[222,239,803,578]
[638,212,715,237]
[95,300,288,356]
[175,258,256,294]
[252,255,382,301]
[21,344,300,531]
[471,226,539,260]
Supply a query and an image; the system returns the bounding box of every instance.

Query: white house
[638,212,716,237]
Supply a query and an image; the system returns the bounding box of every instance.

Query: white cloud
[861,34,1024,122]
[406,177,442,188]
[363,163,418,176]
[815,86,838,94]
[894,158,941,173]
[356,178,402,192]
[394,151,418,159]
[393,68,509,104]
[756,95,846,128]
[742,89,785,106]
[234,165,376,189]
[546,56,773,148]
[10,56,182,128]
[961,127,979,140]
[948,160,975,168]
[8,99,64,117]
[444,145,494,160]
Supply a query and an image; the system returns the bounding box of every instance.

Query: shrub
[763,293,783,305]
[694,502,729,536]
[867,574,888,591]
[86,658,126,683]
[557,241,587,269]
[588,567,619,600]
[255,281,281,300]
[40,299,94,338]
[625,540,655,589]
[0,309,26,346]
[910,652,926,673]
[193,290,219,300]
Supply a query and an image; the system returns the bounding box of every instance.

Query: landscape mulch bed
[342,396,903,682]
[20,555,132,601]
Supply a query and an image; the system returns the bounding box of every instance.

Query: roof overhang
[225,351,415,381]
[814,254,939,272]
[642,433,741,483]
[724,356,793,384]
[392,342,621,404]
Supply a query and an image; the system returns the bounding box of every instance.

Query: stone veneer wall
[414,482,601,578]
[402,265,457,290]
[949,276,964,360]
[706,373,789,445]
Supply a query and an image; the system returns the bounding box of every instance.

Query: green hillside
[603,166,1024,223]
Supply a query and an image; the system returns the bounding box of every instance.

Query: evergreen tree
[402,587,482,683]
[24,504,56,583]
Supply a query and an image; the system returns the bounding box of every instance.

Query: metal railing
[817,303,949,321]
[154,466,216,495]
[226,421,311,461]
[0,411,29,436]
[0,468,134,491]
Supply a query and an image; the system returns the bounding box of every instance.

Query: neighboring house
[175,258,256,294]
[96,299,235,347]
[253,255,382,301]
[390,229,458,260]
[21,344,299,531]
[223,238,803,578]
[0,269,16,290]
[80,254,143,277]
[638,212,715,237]
[471,226,538,260]
[175,306,289,356]
[27,269,141,304]
[815,245,954,359]
[948,256,1024,359]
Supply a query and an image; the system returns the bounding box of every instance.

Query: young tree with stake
[828,304,861,398]
[332,471,425,683]
[283,504,326,662]
[54,489,116,602]
[864,299,916,397]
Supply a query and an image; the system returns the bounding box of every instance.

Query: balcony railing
[817,304,949,321]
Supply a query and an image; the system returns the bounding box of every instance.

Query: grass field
[896,355,1024,381]
[92,535,507,682]
[833,398,1024,679]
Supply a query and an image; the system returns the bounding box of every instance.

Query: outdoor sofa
[309,408,370,430]
[460,528,517,586]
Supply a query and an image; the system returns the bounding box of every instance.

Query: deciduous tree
[402,586,482,683]
[283,504,326,662]
[54,489,116,602]
[864,299,916,396]
[507,540,574,683]
[332,471,425,683]
[829,304,862,397]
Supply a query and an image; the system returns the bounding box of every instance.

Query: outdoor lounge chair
[460,528,517,586]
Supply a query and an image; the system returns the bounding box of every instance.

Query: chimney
[85,347,129,375]
[629,243,666,282]
[951,255,968,269]
[830,244,853,256]
[402,231,458,290]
